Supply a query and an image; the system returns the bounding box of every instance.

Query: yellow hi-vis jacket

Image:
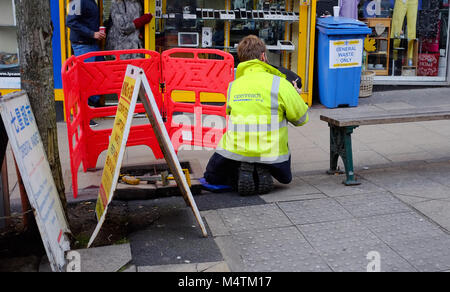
[216,59,310,164]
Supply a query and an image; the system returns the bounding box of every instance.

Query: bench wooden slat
[320,107,450,127]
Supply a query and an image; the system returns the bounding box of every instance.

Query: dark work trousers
[204,153,293,186]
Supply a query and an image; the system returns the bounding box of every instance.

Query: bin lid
[317,17,372,36]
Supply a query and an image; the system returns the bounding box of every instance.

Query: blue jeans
[71,44,104,104]
[72,43,104,62]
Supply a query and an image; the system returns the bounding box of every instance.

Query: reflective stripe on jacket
[217,59,309,164]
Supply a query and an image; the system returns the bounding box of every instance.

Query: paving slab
[362,168,450,200]
[201,210,231,237]
[361,212,447,244]
[353,127,400,143]
[301,174,385,198]
[70,244,132,273]
[194,191,266,211]
[322,242,417,272]
[298,219,416,272]
[387,235,450,272]
[260,191,326,204]
[278,198,353,225]
[299,219,380,253]
[389,193,431,206]
[403,162,450,188]
[217,204,292,233]
[138,261,230,272]
[217,227,331,272]
[335,192,412,218]
[352,150,392,168]
[367,141,424,157]
[412,200,450,232]
[259,176,324,203]
[292,161,333,174]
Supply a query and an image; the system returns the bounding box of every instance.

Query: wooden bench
[320,107,450,186]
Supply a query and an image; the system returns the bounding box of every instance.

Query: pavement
[3,86,450,272]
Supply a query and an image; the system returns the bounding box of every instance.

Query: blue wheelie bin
[316,17,371,108]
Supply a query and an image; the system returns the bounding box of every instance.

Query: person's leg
[268,156,293,185]
[204,153,239,186]
[71,44,99,62]
[406,0,419,64]
[391,0,407,61]
[391,0,407,39]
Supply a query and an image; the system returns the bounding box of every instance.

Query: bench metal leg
[327,125,361,186]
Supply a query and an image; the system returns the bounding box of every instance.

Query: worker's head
[237,35,268,63]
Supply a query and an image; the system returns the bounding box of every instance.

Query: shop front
[354,0,450,85]
[147,0,316,104]
[0,0,317,115]
[0,0,67,120]
[0,0,20,93]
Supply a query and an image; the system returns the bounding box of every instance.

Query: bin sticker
[329,39,363,69]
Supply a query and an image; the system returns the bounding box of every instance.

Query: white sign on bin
[0,91,71,272]
[329,39,363,69]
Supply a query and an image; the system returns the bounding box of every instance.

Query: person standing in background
[106,0,153,59]
[67,0,105,126]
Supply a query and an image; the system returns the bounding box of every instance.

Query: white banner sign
[329,39,363,69]
[0,91,71,272]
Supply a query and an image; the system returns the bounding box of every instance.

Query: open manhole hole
[114,160,203,201]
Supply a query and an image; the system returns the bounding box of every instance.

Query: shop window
[357,0,449,80]
[155,0,300,69]
[0,0,20,89]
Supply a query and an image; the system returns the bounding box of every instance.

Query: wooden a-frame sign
[88,65,208,247]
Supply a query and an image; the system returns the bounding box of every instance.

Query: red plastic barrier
[62,50,164,198]
[162,49,234,151]
[62,48,234,198]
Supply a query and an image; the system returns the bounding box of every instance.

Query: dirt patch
[69,200,160,249]
[0,200,160,271]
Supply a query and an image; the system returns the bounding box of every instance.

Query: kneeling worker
[204,35,310,196]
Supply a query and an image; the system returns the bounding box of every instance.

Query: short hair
[237,35,267,62]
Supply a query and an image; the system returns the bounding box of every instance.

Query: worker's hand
[94,31,106,40]
[292,80,302,96]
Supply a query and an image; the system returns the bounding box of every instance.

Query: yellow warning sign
[96,76,136,218]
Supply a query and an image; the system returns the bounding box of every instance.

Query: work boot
[255,164,273,195]
[237,162,256,196]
